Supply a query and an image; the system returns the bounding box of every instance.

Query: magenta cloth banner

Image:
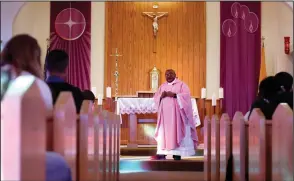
[50,1,91,90]
[220,2,261,118]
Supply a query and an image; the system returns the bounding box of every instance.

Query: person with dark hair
[273,72,293,109]
[46,49,84,113]
[1,34,52,114]
[82,90,96,102]
[248,76,280,120]
[275,72,293,92]
[1,35,72,181]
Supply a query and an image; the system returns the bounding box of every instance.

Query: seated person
[1,34,72,181]
[82,90,96,102]
[273,72,293,109]
[248,76,280,120]
[46,152,72,181]
[46,50,84,113]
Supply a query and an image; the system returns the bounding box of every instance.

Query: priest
[152,69,198,160]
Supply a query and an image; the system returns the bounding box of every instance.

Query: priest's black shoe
[150,154,166,160]
[173,155,181,160]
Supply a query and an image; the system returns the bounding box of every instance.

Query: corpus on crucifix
[142,11,168,53]
[142,12,168,38]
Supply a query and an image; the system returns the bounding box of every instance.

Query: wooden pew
[79,100,94,180]
[114,112,120,181]
[93,104,103,180]
[205,104,292,181]
[232,112,248,181]
[219,113,232,181]
[48,93,121,181]
[204,116,211,181]
[51,92,77,180]
[109,111,120,181]
[95,109,120,181]
[248,109,271,181]
[1,76,46,180]
[211,115,220,181]
[272,104,293,181]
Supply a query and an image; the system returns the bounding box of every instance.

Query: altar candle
[106,87,112,98]
[91,87,97,98]
[201,88,206,99]
[219,88,224,99]
[97,94,103,105]
[212,93,217,106]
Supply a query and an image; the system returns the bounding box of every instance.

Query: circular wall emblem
[55,8,86,41]
[244,12,259,33]
[222,19,237,38]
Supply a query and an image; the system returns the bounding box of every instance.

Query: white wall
[2,2,293,98]
[206,2,220,99]
[91,2,105,96]
[13,2,50,69]
[0,2,24,49]
[261,2,293,75]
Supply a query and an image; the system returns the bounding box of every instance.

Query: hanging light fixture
[153,2,159,9]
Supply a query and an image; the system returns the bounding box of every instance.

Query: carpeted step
[120,147,204,156]
[120,156,204,172]
[119,171,204,181]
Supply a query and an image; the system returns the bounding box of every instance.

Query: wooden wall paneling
[177,2,183,82]
[132,3,138,95]
[188,2,194,97]
[193,2,200,97]
[126,2,132,95]
[166,3,172,73]
[146,2,154,91]
[105,2,206,97]
[104,2,110,92]
[138,2,145,92]
[169,3,177,75]
[116,2,123,96]
[158,3,167,85]
[182,2,189,93]
[200,2,207,89]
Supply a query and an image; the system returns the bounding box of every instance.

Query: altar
[116,96,201,148]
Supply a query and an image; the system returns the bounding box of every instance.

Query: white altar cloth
[116,98,201,127]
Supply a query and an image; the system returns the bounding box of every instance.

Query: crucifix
[110,48,122,100]
[142,11,168,53]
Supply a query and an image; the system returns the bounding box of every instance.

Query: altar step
[120,156,204,172]
[120,144,204,156]
[120,171,204,181]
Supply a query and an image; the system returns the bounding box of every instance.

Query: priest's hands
[161,91,176,99]
[166,91,176,98]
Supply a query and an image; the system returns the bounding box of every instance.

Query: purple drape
[220,2,261,118]
[50,2,91,90]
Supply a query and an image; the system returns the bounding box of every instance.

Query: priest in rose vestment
[152,69,198,160]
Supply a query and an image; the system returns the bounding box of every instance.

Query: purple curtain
[220,2,261,118]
